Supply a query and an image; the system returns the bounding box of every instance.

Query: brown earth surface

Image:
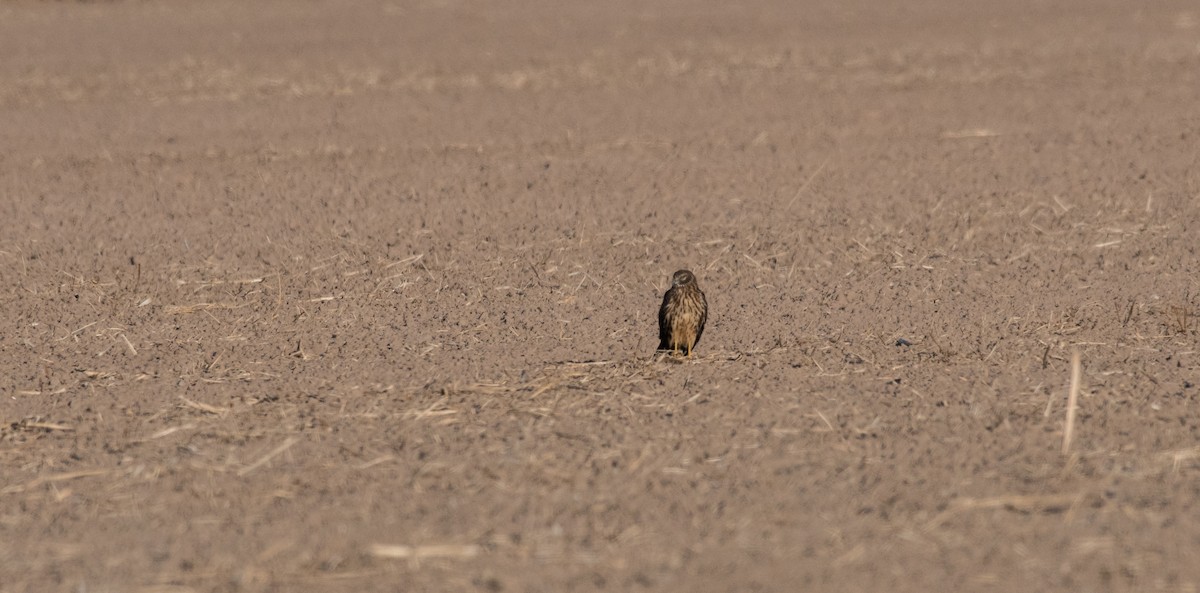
[2,1,1200,591]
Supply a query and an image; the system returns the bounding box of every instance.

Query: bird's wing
[657,288,674,350]
[694,288,708,346]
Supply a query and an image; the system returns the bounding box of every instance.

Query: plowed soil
[3,1,1200,591]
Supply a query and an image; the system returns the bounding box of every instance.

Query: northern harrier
[657,269,708,357]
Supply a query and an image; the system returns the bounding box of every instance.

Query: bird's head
[671,269,696,287]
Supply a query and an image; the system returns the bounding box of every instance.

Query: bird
[657,269,708,357]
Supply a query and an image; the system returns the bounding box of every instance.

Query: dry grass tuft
[178,396,228,415]
[1167,446,1200,473]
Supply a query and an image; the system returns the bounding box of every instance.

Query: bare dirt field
[2,1,1199,591]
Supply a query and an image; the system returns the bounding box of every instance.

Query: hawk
[657,269,708,357]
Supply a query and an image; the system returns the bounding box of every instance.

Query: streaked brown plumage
[657,269,708,356]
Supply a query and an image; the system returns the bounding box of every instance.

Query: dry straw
[238,437,299,477]
[1062,350,1082,455]
[368,544,480,560]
